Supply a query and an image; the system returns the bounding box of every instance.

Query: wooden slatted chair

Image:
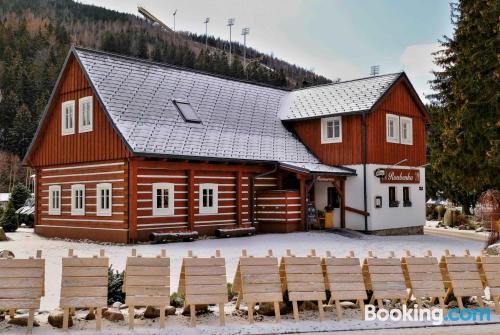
[124,248,170,329]
[280,249,326,321]
[178,250,228,327]
[322,250,367,319]
[401,250,446,310]
[233,249,283,323]
[60,249,108,331]
[440,249,485,309]
[0,250,44,334]
[477,251,500,314]
[362,251,408,308]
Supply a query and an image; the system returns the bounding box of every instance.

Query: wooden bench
[60,249,108,330]
[322,250,366,319]
[440,249,484,309]
[124,248,170,329]
[280,249,326,321]
[233,249,283,323]
[401,250,446,310]
[0,250,44,334]
[362,251,408,308]
[178,250,228,327]
[477,251,500,314]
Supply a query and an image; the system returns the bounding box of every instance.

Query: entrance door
[327,187,340,210]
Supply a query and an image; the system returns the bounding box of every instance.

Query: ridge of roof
[291,72,403,92]
[73,45,291,92]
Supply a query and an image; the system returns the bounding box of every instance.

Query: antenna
[242,27,250,68]
[204,17,210,50]
[227,18,235,64]
[370,65,380,76]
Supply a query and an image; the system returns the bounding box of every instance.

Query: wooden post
[340,178,346,228]
[188,169,195,231]
[236,170,243,227]
[298,174,306,230]
[129,159,138,241]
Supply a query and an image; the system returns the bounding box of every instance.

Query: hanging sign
[377,168,420,184]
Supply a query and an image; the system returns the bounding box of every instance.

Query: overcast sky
[78,0,454,101]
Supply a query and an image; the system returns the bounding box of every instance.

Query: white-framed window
[199,183,218,214]
[386,114,400,143]
[321,116,342,143]
[48,185,61,215]
[61,100,75,136]
[96,183,112,216]
[79,96,93,133]
[152,183,175,216]
[400,116,413,145]
[71,184,85,216]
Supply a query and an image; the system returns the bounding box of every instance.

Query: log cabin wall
[132,160,279,241]
[27,56,131,167]
[256,190,302,233]
[34,160,129,243]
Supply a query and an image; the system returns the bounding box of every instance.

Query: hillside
[0,0,333,161]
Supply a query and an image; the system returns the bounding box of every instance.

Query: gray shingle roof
[279,73,401,121]
[75,47,321,164]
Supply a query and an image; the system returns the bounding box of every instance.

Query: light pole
[241,27,249,68]
[173,9,177,36]
[204,17,210,50]
[227,18,235,64]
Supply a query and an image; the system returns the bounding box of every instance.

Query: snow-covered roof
[280,162,356,175]
[0,193,10,202]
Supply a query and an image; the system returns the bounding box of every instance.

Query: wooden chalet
[24,47,429,243]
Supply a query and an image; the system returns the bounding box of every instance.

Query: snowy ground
[1,228,497,334]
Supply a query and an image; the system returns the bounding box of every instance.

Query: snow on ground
[1,228,485,311]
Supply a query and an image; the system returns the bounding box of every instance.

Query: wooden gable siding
[34,160,129,243]
[366,81,427,166]
[29,56,131,167]
[289,80,426,167]
[290,115,363,165]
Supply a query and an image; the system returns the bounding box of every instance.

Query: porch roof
[279,161,356,176]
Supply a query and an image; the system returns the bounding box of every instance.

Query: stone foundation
[365,225,424,236]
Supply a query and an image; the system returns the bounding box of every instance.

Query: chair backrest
[478,254,500,296]
[323,251,367,301]
[280,249,326,302]
[401,250,445,298]
[0,250,44,310]
[440,249,483,297]
[233,249,282,303]
[124,249,170,306]
[363,251,407,300]
[178,250,227,305]
[60,249,108,308]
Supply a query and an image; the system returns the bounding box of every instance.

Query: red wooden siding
[289,79,427,167]
[366,81,427,166]
[256,190,302,233]
[34,160,129,243]
[132,160,279,241]
[27,56,131,167]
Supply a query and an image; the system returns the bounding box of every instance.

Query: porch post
[298,174,306,230]
[340,178,346,229]
[187,169,195,231]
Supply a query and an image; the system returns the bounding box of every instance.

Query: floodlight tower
[204,17,210,50]
[227,18,235,63]
[241,27,250,67]
[173,9,177,32]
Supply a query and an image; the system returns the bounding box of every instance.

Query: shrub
[0,201,18,232]
[227,282,236,301]
[435,205,445,220]
[107,266,125,305]
[455,213,470,227]
[10,183,30,210]
[170,292,184,308]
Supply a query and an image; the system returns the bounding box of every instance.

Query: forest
[0,0,332,191]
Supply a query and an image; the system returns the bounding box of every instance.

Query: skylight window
[172,100,201,123]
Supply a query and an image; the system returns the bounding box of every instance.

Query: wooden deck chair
[178,250,228,327]
[280,249,326,322]
[362,251,408,308]
[60,249,108,331]
[440,249,484,309]
[322,250,367,320]
[477,251,500,314]
[0,250,44,334]
[233,249,283,323]
[124,248,170,329]
[401,250,446,310]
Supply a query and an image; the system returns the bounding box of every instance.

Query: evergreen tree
[10,183,30,210]
[429,0,499,212]
[0,200,18,232]
[7,104,33,156]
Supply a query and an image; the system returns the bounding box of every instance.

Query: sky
[79,0,454,101]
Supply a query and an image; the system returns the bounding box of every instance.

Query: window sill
[389,201,400,208]
[403,202,412,207]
